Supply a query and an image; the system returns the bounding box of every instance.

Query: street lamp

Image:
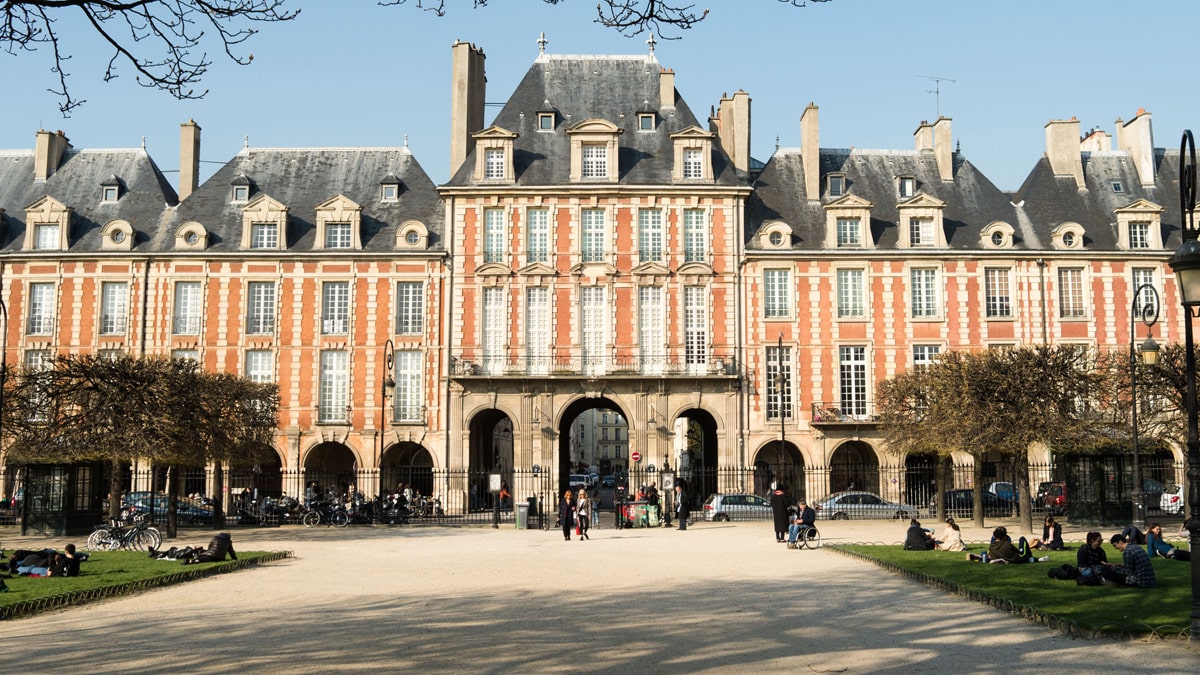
[1166,129,1200,643]
[379,340,395,476]
[1129,278,1160,527]
[775,334,786,481]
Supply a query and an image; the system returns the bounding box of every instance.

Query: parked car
[935,489,1015,519]
[1142,479,1166,510]
[1035,481,1067,514]
[702,493,773,521]
[812,491,919,520]
[1161,483,1184,515]
[568,474,590,490]
[128,495,214,525]
[601,475,617,489]
[987,481,1020,503]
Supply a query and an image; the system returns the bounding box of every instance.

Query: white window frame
[324,222,352,249]
[909,218,935,248]
[910,268,939,318]
[318,350,349,424]
[525,287,551,375]
[837,269,865,319]
[581,286,607,376]
[839,346,868,419]
[396,282,424,335]
[763,269,791,319]
[638,285,665,375]
[1058,268,1086,318]
[581,144,607,179]
[1129,221,1151,250]
[321,281,350,335]
[913,345,941,369]
[638,209,663,263]
[526,208,550,264]
[246,281,276,335]
[899,176,916,198]
[245,350,274,383]
[34,224,59,250]
[683,148,703,179]
[766,345,793,421]
[395,350,423,422]
[984,268,1012,318]
[250,222,278,249]
[171,349,199,363]
[100,281,129,335]
[683,209,707,263]
[484,148,505,180]
[581,209,606,263]
[482,287,506,375]
[484,208,506,264]
[684,286,708,374]
[26,282,55,335]
[173,281,202,335]
[836,218,861,248]
[1133,268,1157,316]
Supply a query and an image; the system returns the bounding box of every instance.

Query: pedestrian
[675,483,690,530]
[559,489,575,542]
[770,483,789,543]
[576,489,591,540]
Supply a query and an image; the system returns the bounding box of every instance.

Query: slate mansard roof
[0,147,178,254]
[446,54,743,188]
[168,146,444,254]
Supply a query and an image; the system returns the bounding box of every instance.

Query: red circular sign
[631,451,642,462]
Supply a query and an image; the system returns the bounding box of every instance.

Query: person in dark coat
[675,484,691,530]
[770,485,789,543]
[182,532,237,564]
[904,519,936,550]
[558,490,575,541]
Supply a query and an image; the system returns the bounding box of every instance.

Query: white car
[1161,483,1184,515]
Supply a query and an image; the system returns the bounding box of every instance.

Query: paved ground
[1,518,1197,673]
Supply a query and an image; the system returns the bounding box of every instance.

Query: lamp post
[1166,129,1200,643]
[775,334,786,485]
[379,340,395,485]
[1129,279,1160,527]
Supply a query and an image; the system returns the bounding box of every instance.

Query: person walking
[576,489,591,540]
[675,483,690,530]
[558,489,576,542]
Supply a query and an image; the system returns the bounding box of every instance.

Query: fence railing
[450,354,739,379]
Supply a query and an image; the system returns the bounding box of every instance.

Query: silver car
[813,491,918,520]
[702,493,773,521]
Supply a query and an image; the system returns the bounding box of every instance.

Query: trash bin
[515,502,529,529]
[527,497,538,529]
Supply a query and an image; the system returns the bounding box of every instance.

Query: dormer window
[250,223,278,249]
[24,195,71,251]
[909,219,934,247]
[823,194,875,250]
[582,144,607,178]
[683,148,702,179]
[231,174,252,202]
[471,126,518,182]
[239,194,288,250]
[1063,232,1077,247]
[315,195,363,251]
[484,148,504,179]
[1051,222,1085,250]
[981,221,1014,249]
[1114,199,1164,251]
[325,223,352,249]
[1129,221,1150,249]
[101,175,122,203]
[828,174,846,197]
[1112,181,1124,193]
[837,218,862,247]
[898,176,916,198]
[567,119,622,183]
[380,174,401,202]
[897,193,947,249]
[991,232,1004,246]
[638,113,656,131]
[538,112,555,131]
[670,127,715,183]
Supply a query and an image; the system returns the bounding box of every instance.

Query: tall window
[1133,268,1157,316]
[250,223,278,249]
[638,285,664,374]
[24,349,52,421]
[1129,221,1151,249]
[321,281,350,335]
[34,224,59,250]
[839,346,868,418]
[763,269,791,319]
[526,208,550,264]
[245,350,274,383]
[683,148,703,179]
[638,209,663,263]
[484,148,504,179]
[828,175,845,197]
[482,287,506,375]
[837,269,865,319]
[26,282,55,335]
[173,281,202,334]
[396,282,424,335]
[324,223,352,249]
[984,268,1012,318]
[910,268,939,318]
[395,350,423,422]
[899,176,916,198]
[766,345,792,420]
[246,281,276,334]
[318,350,349,423]
[684,286,708,373]
[581,286,607,375]
[483,208,505,264]
[100,281,128,334]
[582,209,606,262]
[683,209,707,263]
[836,218,861,247]
[525,287,551,375]
[582,144,607,178]
[1058,268,1086,318]
[913,345,941,369]
[909,218,934,247]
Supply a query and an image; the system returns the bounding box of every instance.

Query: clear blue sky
[4,0,1199,191]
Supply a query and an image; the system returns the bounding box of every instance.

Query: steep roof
[445,54,742,187]
[0,147,178,253]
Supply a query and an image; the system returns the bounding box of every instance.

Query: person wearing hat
[786,499,816,549]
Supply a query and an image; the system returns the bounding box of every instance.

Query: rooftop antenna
[915,75,956,117]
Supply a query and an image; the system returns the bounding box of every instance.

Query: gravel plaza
[1,519,1197,673]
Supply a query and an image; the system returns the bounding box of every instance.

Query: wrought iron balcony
[451,354,740,379]
[811,401,879,424]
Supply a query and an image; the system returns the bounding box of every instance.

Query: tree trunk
[935,455,950,523]
[213,462,225,528]
[973,462,985,529]
[108,460,124,521]
[166,465,178,539]
[1015,455,1033,534]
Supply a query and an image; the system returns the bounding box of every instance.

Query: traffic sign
[631,451,642,462]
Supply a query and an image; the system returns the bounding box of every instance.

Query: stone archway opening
[556,397,627,511]
[382,442,434,499]
[304,441,358,503]
[829,441,879,495]
[676,408,719,509]
[752,442,805,502]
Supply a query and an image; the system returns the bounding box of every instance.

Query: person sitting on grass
[967,526,1048,563]
[904,518,936,550]
[937,519,965,552]
[1109,533,1156,588]
[1034,515,1065,551]
[48,544,85,577]
[1146,522,1191,562]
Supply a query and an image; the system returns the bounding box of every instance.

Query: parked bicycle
[86,513,162,551]
[302,501,349,528]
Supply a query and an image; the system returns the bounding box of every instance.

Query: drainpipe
[139,257,151,356]
[1036,258,1048,344]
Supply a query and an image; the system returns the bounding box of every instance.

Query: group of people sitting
[903,517,966,552]
[1,543,87,582]
[147,532,237,564]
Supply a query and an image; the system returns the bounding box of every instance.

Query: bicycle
[301,501,349,528]
[787,525,821,550]
[86,514,162,551]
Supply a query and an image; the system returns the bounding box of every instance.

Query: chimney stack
[933,117,953,182]
[800,103,819,200]
[1116,109,1155,187]
[1044,117,1085,190]
[34,129,71,180]
[450,40,486,177]
[711,90,751,177]
[179,120,202,201]
[1080,128,1111,153]
[659,68,676,108]
[914,121,933,152]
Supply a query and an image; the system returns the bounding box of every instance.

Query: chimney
[34,129,71,180]
[1079,128,1111,153]
[1117,109,1155,187]
[659,68,675,108]
[800,103,820,200]
[1044,117,1085,190]
[712,90,751,177]
[914,120,933,152]
[450,40,486,177]
[933,117,953,182]
[179,120,202,201]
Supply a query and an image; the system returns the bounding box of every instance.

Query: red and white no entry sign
[631,451,642,462]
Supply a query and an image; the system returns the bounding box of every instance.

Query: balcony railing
[811,400,879,424]
[451,354,739,378]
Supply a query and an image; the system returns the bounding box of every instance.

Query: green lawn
[832,544,1193,635]
[1,549,289,619]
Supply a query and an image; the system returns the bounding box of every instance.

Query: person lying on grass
[967,526,1049,563]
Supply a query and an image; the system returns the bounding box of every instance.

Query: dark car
[128,495,214,525]
[1035,481,1067,514]
[935,489,1015,519]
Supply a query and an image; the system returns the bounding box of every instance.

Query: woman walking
[576,489,591,540]
[559,489,576,542]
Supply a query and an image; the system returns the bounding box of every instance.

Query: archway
[830,441,879,495]
[751,442,805,502]
[677,408,718,507]
[303,441,358,503]
[904,454,938,511]
[383,442,434,500]
[556,397,627,501]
